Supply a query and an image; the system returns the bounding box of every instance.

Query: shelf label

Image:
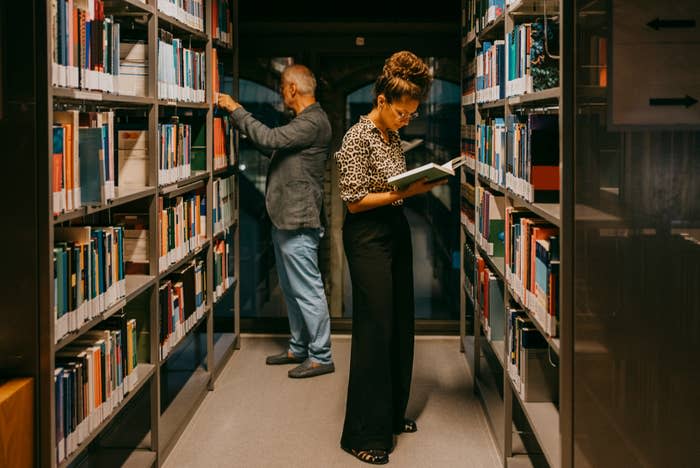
[611,0,700,127]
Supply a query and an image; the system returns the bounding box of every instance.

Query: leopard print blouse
[334,115,406,205]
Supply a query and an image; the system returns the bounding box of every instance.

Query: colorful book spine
[54,226,126,342]
[157,0,204,32]
[55,320,138,460]
[158,192,207,273]
[158,119,192,186]
[157,29,206,102]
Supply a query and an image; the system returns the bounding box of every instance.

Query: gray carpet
[163,335,500,468]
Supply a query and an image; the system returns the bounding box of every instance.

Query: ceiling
[239,0,460,24]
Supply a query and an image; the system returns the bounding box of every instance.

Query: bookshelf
[28,0,241,466]
[460,0,575,466]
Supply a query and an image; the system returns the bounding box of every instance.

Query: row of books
[213,235,235,302]
[157,0,205,32]
[462,59,476,106]
[461,106,477,168]
[213,116,235,170]
[55,313,138,462]
[505,207,559,337]
[213,175,236,236]
[52,110,116,215]
[507,308,558,402]
[159,259,207,359]
[157,29,206,103]
[505,113,559,203]
[465,209,559,404]
[461,134,477,171]
[464,0,505,37]
[476,40,505,103]
[158,121,193,185]
[506,21,560,97]
[158,193,207,273]
[211,0,234,46]
[54,226,126,343]
[468,113,560,205]
[476,118,507,187]
[475,187,506,258]
[51,0,121,92]
[113,213,150,275]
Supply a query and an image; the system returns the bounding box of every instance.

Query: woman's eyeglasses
[388,103,419,121]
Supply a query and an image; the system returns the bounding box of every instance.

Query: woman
[335,51,446,465]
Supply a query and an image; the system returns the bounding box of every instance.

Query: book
[388,155,467,190]
[117,129,149,188]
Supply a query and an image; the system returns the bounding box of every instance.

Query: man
[217,64,334,378]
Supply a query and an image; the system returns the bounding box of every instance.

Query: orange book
[212,48,219,94]
[598,37,607,87]
[63,124,73,210]
[529,226,557,293]
[93,347,102,408]
[521,218,549,291]
[161,209,168,258]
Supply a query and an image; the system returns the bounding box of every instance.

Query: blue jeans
[271,227,332,364]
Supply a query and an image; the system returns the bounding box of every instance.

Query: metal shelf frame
[33,1,242,467]
[460,0,567,466]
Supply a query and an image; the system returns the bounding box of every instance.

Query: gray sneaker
[288,359,335,378]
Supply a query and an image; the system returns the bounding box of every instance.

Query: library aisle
[163,336,500,467]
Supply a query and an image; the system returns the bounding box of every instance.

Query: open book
[387,155,467,190]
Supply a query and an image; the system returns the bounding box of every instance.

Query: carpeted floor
[163,335,500,468]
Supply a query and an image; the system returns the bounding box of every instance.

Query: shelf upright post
[205,0,216,390]
[41,0,55,465]
[502,5,515,465]
[147,0,162,462]
[232,0,241,350]
[147,0,164,460]
[560,0,574,466]
[460,0,468,356]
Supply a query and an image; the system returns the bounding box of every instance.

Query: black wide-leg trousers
[340,205,415,451]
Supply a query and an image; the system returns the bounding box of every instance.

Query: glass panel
[574,1,700,466]
[342,68,461,320]
[237,74,289,318]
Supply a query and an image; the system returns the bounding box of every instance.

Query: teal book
[79,127,106,206]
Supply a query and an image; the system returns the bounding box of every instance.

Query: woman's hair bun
[383,51,431,85]
[374,51,432,103]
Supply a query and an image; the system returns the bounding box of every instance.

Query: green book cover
[488,219,505,258]
[191,120,207,171]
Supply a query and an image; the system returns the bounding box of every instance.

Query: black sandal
[395,418,418,434]
[342,447,389,465]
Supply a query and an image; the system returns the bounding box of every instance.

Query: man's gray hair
[282,64,316,96]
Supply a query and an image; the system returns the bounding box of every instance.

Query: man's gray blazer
[230,102,331,230]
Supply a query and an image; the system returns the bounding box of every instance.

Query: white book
[387,155,467,190]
